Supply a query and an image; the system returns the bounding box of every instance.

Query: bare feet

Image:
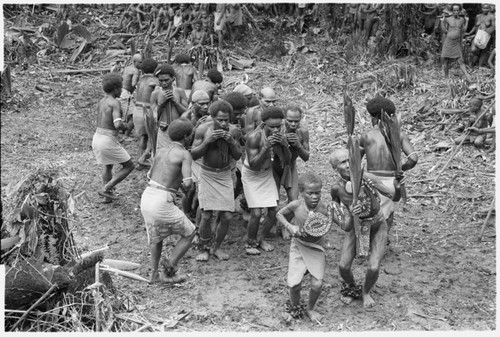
[245,247,261,255]
[260,241,274,252]
[306,309,322,322]
[363,293,376,308]
[340,295,354,305]
[212,248,229,260]
[196,251,209,261]
[98,190,119,200]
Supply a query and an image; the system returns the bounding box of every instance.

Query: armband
[113,118,123,123]
[406,151,417,159]
[182,177,193,182]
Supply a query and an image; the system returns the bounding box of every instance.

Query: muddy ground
[1,9,497,331]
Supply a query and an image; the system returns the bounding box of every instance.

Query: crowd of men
[88,2,495,323]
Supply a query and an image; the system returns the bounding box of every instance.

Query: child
[277,172,339,322]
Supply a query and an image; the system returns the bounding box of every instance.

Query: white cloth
[241,164,278,208]
[92,128,130,165]
[473,29,491,50]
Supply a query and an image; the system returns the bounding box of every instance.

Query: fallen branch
[9,282,59,332]
[52,68,111,75]
[99,266,150,283]
[430,99,495,187]
[412,311,447,322]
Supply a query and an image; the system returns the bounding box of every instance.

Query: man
[227,4,243,41]
[440,4,472,82]
[172,53,199,99]
[180,90,212,220]
[330,149,391,308]
[150,64,188,152]
[453,97,490,147]
[244,87,278,135]
[92,73,135,203]
[190,100,242,261]
[119,53,142,139]
[190,20,206,45]
[134,58,159,167]
[465,4,495,67]
[140,118,196,283]
[214,3,226,49]
[234,83,259,108]
[359,96,418,232]
[242,107,292,255]
[189,68,223,103]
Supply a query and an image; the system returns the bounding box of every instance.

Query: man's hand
[286,133,299,147]
[467,126,482,134]
[206,128,225,143]
[269,133,287,146]
[222,130,234,142]
[350,202,362,216]
[159,90,174,106]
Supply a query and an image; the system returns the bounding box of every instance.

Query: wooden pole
[478,196,495,241]
[430,99,495,188]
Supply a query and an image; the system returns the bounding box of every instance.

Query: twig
[262,265,287,271]
[94,262,101,332]
[412,311,447,322]
[9,282,59,331]
[430,99,495,187]
[478,196,495,241]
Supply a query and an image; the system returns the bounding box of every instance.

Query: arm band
[182,177,193,182]
[406,151,417,158]
[113,118,123,123]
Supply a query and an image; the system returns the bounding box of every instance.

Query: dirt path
[1,58,495,331]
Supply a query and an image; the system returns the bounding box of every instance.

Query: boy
[277,173,335,321]
[92,73,135,203]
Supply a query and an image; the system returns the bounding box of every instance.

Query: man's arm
[112,99,127,131]
[190,125,210,160]
[181,149,193,190]
[362,172,395,199]
[246,130,270,170]
[296,128,310,162]
[401,132,417,171]
[330,200,353,232]
[131,69,140,88]
[226,126,242,160]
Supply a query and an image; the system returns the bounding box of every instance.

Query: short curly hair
[298,172,323,191]
[102,73,123,93]
[154,64,176,78]
[261,107,284,122]
[207,68,223,84]
[208,100,233,118]
[167,118,194,141]
[222,92,248,111]
[140,58,159,74]
[366,96,396,118]
[174,53,191,64]
[285,105,304,117]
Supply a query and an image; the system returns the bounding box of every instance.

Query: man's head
[207,69,223,85]
[329,148,350,180]
[168,117,194,145]
[366,96,396,123]
[298,172,322,207]
[193,20,202,30]
[191,90,211,116]
[469,97,483,111]
[209,100,233,130]
[234,84,253,102]
[481,3,490,14]
[259,87,278,107]
[154,64,176,89]
[261,107,284,134]
[102,73,123,97]
[223,92,248,122]
[132,53,143,68]
[140,58,158,74]
[452,4,461,16]
[174,53,191,64]
[285,105,303,132]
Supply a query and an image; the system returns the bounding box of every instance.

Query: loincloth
[198,164,235,212]
[473,29,491,50]
[118,88,135,116]
[133,102,150,136]
[287,237,325,287]
[140,184,195,245]
[368,171,396,219]
[191,158,203,183]
[92,128,130,165]
[214,11,226,31]
[241,164,278,208]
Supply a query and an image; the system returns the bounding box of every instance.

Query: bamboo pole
[430,99,495,188]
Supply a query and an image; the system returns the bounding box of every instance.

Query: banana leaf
[380,109,405,202]
[343,87,355,136]
[347,135,368,257]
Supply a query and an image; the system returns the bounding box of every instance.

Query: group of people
[435,3,495,81]
[90,51,421,321]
